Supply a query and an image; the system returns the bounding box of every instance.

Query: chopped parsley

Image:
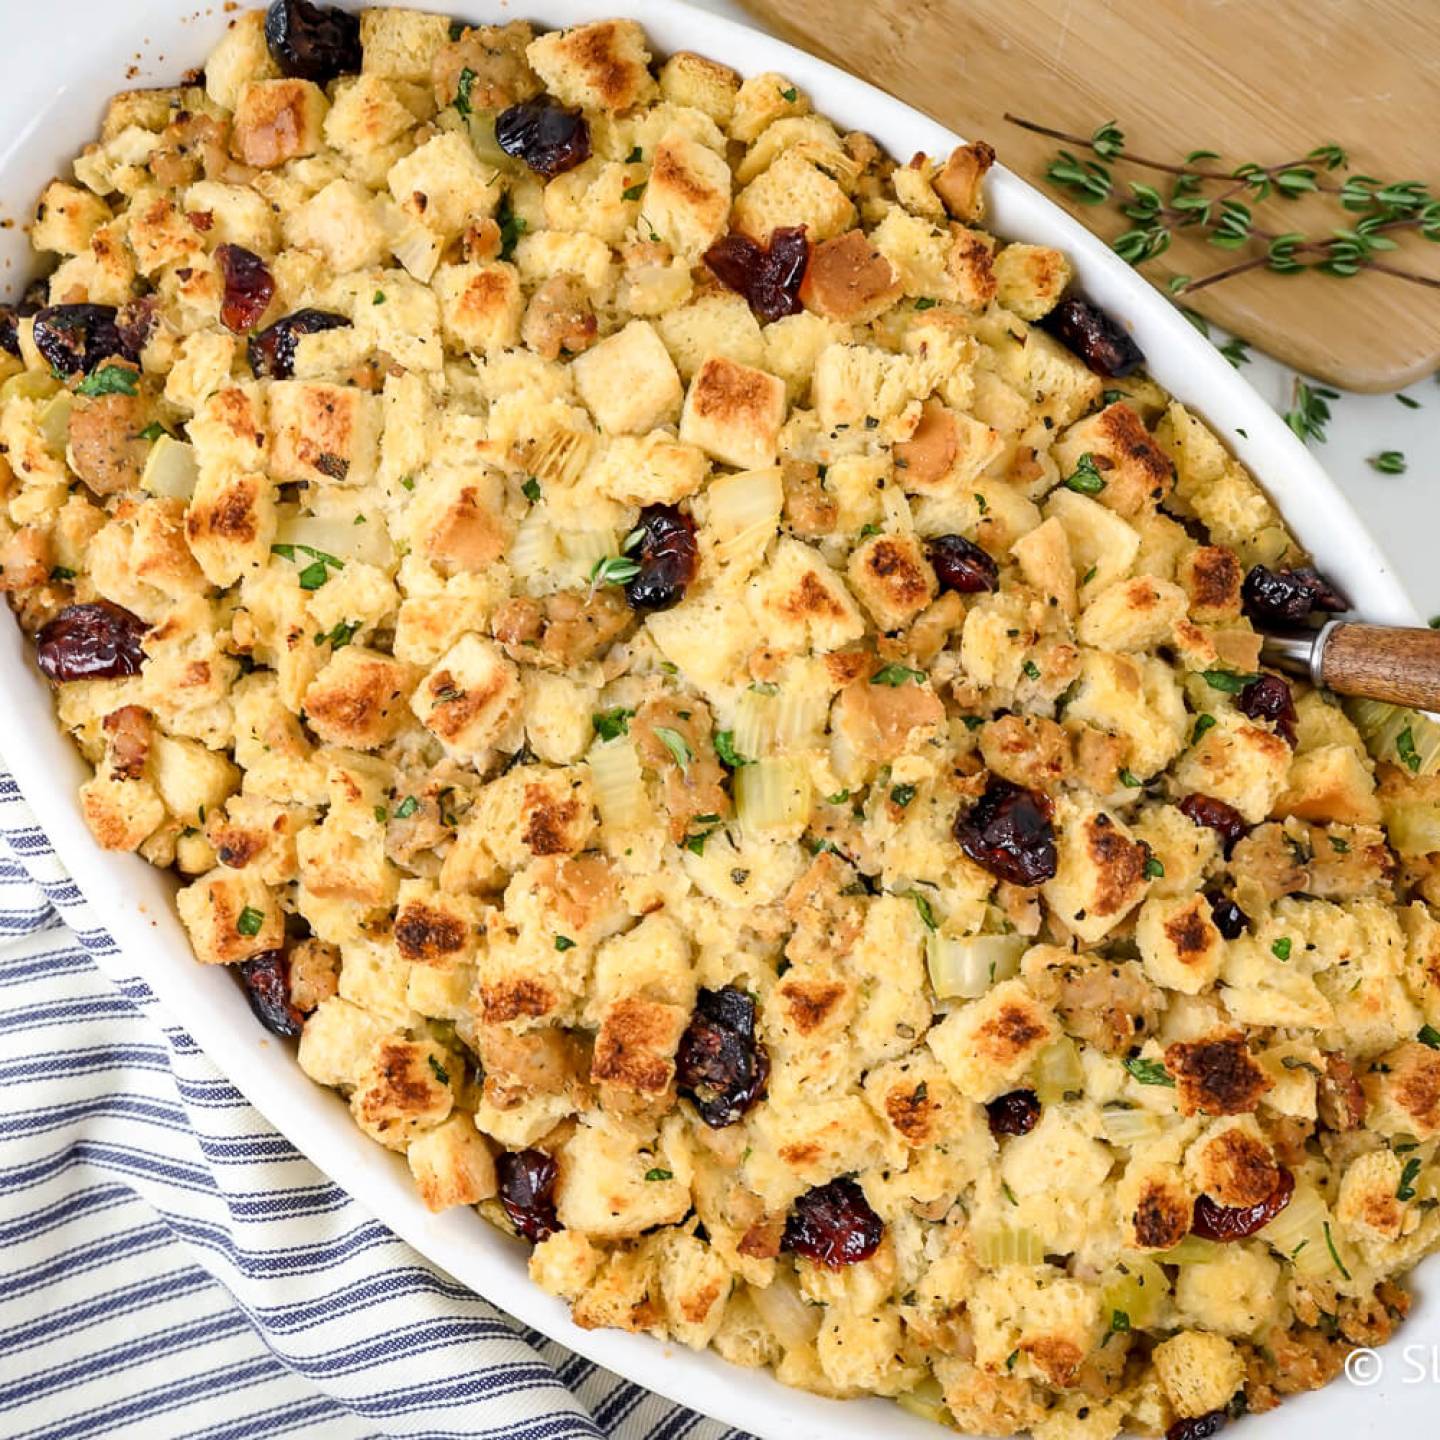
[427,1055,451,1086]
[372,290,386,305]
[554,935,576,952]
[1272,936,1293,961]
[496,194,527,262]
[1143,855,1165,879]
[1021,659,1041,681]
[75,364,138,398]
[314,618,361,650]
[653,725,692,770]
[1418,1024,1440,1051]
[394,795,420,820]
[1118,768,1143,788]
[138,421,170,441]
[1397,1156,1422,1202]
[1396,725,1422,774]
[1369,450,1407,474]
[48,565,76,582]
[522,477,542,502]
[1202,667,1259,693]
[453,66,477,118]
[373,805,388,824]
[714,729,748,769]
[914,297,938,310]
[889,782,917,808]
[399,474,416,491]
[1063,452,1106,495]
[1191,713,1217,744]
[779,85,798,102]
[271,543,345,592]
[871,663,926,687]
[1124,1056,1175,1088]
[236,906,264,937]
[626,146,643,163]
[907,890,938,931]
[1328,834,1350,853]
[592,707,634,742]
[826,789,851,805]
[1105,1310,1131,1343]
[622,182,646,202]
[644,1167,673,1182]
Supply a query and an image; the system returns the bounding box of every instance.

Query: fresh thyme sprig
[1006,115,1440,296]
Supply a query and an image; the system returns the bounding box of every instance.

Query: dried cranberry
[264,0,361,83]
[35,602,148,683]
[676,986,770,1128]
[1192,1166,1294,1242]
[955,779,1057,886]
[1043,297,1144,378]
[928,533,999,594]
[248,308,350,379]
[0,277,47,358]
[624,503,699,612]
[495,101,591,178]
[1237,673,1298,747]
[704,228,810,324]
[238,950,304,1038]
[1241,565,1348,627]
[782,1177,884,1268]
[216,245,276,334]
[1166,1413,1228,1440]
[496,1148,562,1243]
[1207,892,1249,940]
[986,1089,1041,1137]
[1178,793,1250,855]
[32,304,134,376]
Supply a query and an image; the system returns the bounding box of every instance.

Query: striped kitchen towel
[0,765,748,1440]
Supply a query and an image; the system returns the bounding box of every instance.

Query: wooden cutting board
[738,0,1440,392]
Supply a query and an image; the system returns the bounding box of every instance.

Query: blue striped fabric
[0,768,750,1440]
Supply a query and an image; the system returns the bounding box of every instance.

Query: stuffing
[644,130,733,263]
[927,979,1059,1101]
[231,79,329,168]
[572,319,683,434]
[527,19,656,114]
[411,633,523,757]
[680,355,788,469]
[1042,800,1153,945]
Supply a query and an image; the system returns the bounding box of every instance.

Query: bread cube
[406,1113,496,1212]
[591,996,689,1098]
[933,141,995,222]
[732,150,855,244]
[926,978,1059,1101]
[412,633,523,756]
[387,131,502,239]
[585,433,707,507]
[1024,329,1105,429]
[176,865,284,965]
[1054,403,1173,519]
[349,1036,454,1151]
[324,73,419,160]
[527,19,655,113]
[845,533,937,631]
[1177,544,1243,621]
[1172,711,1292,824]
[1153,1332,1245,1419]
[184,471,275,587]
[149,733,240,828]
[680,356,787,469]
[1043,488,1140,592]
[1077,575,1188,651]
[431,259,524,357]
[184,179,281,255]
[359,7,451,81]
[1173,1243,1281,1337]
[993,243,1072,321]
[1042,799,1152,944]
[410,467,509,575]
[745,536,866,654]
[297,807,397,913]
[658,51,740,126]
[572,320,683,435]
[1336,1148,1406,1242]
[1272,743,1381,826]
[1117,1160,1193,1252]
[655,292,765,381]
[1165,1030,1273,1117]
[303,647,417,750]
[205,9,280,109]
[513,228,616,294]
[32,181,111,256]
[1365,1040,1440,1139]
[297,995,394,1088]
[266,380,382,488]
[394,877,480,966]
[1136,892,1225,995]
[79,770,165,853]
[232,79,329,168]
[475,764,598,873]
[729,71,810,144]
[555,1115,690,1238]
[286,178,389,272]
[644,130,732,264]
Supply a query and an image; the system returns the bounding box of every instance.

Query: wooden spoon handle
[1319,623,1440,710]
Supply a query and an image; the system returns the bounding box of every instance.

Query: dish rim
[0,3,1429,1438]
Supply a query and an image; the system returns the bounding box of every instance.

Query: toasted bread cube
[324,73,418,164]
[527,19,656,113]
[572,320,682,435]
[680,356,787,469]
[592,996,688,1098]
[297,995,393,1088]
[349,1036,454,1151]
[1178,544,1244,621]
[1367,1040,1440,1139]
[393,877,480,967]
[732,150,855,244]
[32,181,111,256]
[176,865,284,965]
[1165,1030,1273,1118]
[745,536,866,654]
[645,130,732,264]
[205,8,280,109]
[1077,575,1188,651]
[303,647,417,750]
[1136,892,1225,995]
[933,141,995,222]
[729,71,810,144]
[266,381,382,488]
[658,51,740,125]
[407,1113,497,1212]
[387,131,502,240]
[949,231,998,313]
[1172,711,1293,824]
[585,433,707,507]
[474,764,598,872]
[992,242,1072,321]
[412,633,523,756]
[555,1115,690,1238]
[1272,743,1381,826]
[432,259,524,357]
[184,179,281,255]
[1336,1148,1406,1242]
[845,533,937,631]
[359,6,451,81]
[232,79,329,168]
[286,178,389,272]
[79,770,165,853]
[184,471,274,587]
[1043,799,1152,944]
[411,467,510,574]
[927,978,1059,1101]
[1153,1333,1245,1420]
[655,292,765,382]
[1117,1160,1194,1252]
[1054,403,1174,519]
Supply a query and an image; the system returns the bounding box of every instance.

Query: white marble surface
[689,0,1440,619]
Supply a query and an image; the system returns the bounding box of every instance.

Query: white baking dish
[0,3,1429,1436]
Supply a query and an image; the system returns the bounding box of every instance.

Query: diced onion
[1100,1256,1169,1330]
[734,757,811,835]
[588,737,648,830]
[1032,1037,1083,1104]
[1100,1105,1169,1147]
[558,527,617,586]
[37,391,73,451]
[383,205,443,283]
[140,435,198,500]
[895,1377,951,1427]
[732,686,781,760]
[508,508,561,585]
[1349,698,1440,778]
[273,506,394,569]
[748,1272,821,1349]
[707,466,782,540]
[926,932,1024,1000]
[1162,1236,1221,1265]
[973,1226,1045,1267]
[1258,1181,1336,1277]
